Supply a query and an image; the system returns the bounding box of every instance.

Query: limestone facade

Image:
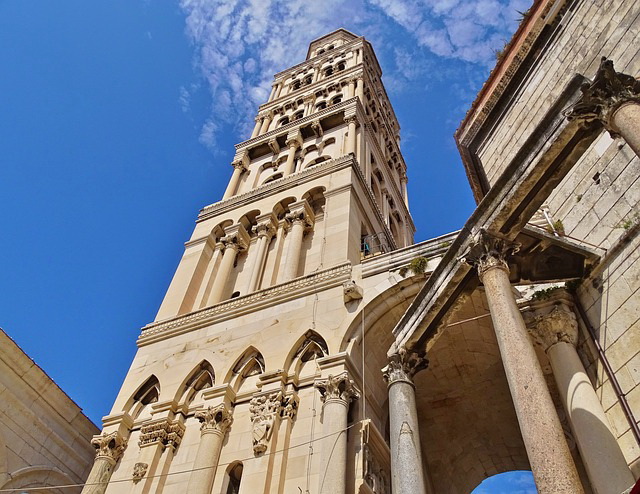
[0,329,99,493]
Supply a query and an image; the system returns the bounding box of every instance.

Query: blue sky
[0,0,535,491]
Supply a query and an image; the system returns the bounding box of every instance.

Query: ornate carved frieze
[564,57,640,137]
[138,419,185,451]
[462,229,520,278]
[249,391,283,455]
[382,346,428,385]
[194,403,233,436]
[343,280,363,302]
[363,444,390,494]
[132,462,148,483]
[528,305,579,352]
[314,372,360,404]
[90,431,128,463]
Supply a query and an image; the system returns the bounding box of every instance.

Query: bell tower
[155,28,414,320]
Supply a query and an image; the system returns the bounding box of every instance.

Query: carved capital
[221,224,250,251]
[195,403,233,436]
[564,57,640,137]
[462,229,520,279]
[382,346,428,385]
[285,200,315,231]
[344,114,358,125]
[529,305,579,352]
[285,130,303,149]
[91,431,127,464]
[138,419,185,451]
[314,372,360,405]
[232,160,247,171]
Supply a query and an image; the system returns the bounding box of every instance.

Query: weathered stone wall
[474,0,640,474]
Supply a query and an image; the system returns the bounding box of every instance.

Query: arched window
[128,375,160,419]
[292,80,301,90]
[317,49,325,55]
[293,110,304,121]
[304,75,312,85]
[224,462,243,494]
[262,172,283,185]
[324,66,333,77]
[278,116,289,127]
[337,62,346,71]
[331,95,343,105]
[316,101,327,111]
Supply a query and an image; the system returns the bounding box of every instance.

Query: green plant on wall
[399,256,429,277]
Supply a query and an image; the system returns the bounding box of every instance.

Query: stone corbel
[138,418,185,451]
[311,119,324,137]
[268,138,281,155]
[343,279,363,302]
[232,149,250,169]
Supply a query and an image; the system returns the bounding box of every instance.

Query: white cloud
[178,0,533,150]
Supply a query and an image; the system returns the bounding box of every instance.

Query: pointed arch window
[224,462,243,494]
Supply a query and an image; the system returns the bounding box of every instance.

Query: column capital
[194,403,233,436]
[463,229,520,279]
[285,199,315,230]
[528,305,579,352]
[382,346,428,386]
[255,212,277,239]
[90,431,128,464]
[314,372,360,405]
[221,224,250,251]
[344,114,358,125]
[285,129,303,148]
[564,57,640,137]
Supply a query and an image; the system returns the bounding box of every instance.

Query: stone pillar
[81,431,127,494]
[186,404,233,494]
[259,111,273,134]
[382,347,429,494]
[222,161,247,200]
[283,131,302,176]
[314,372,360,494]
[246,213,276,293]
[251,117,262,138]
[270,393,299,493]
[465,230,584,494]
[275,82,283,99]
[281,200,314,282]
[529,305,635,494]
[303,94,315,116]
[381,189,389,225]
[345,115,358,155]
[401,171,409,208]
[564,57,640,158]
[207,225,249,305]
[356,77,364,102]
[347,79,356,98]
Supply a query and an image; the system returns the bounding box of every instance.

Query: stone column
[529,305,635,494]
[259,111,273,134]
[314,372,360,494]
[246,214,276,293]
[345,115,358,155]
[222,161,247,200]
[283,131,302,176]
[356,77,364,102]
[81,431,127,494]
[347,79,356,98]
[465,230,584,494]
[281,200,314,282]
[303,94,315,117]
[381,189,389,225]
[564,57,640,158]
[251,117,262,138]
[186,404,233,494]
[400,171,409,208]
[275,82,283,99]
[207,225,249,305]
[382,347,429,494]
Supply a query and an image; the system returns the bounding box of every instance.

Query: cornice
[236,97,359,151]
[137,262,352,347]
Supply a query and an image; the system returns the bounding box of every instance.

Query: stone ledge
[137,262,353,347]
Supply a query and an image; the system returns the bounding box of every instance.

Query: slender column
[186,404,233,494]
[251,117,262,138]
[270,394,299,494]
[259,111,273,134]
[81,432,127,494]
[222,161,246,200]
[347,79,356,98]
[356,77,364,102]
[465,231,583,493]
[382,347,429,494]
[281,201,314,282]
[275,82,283,99]
[345,115,357,155]
[303,94,315,116]
[529,305,635,494]
[400,171,409,208]
[314,372,360,494]
[283,132,302,176]
[195,242,223,308]
[246,214,276,293]
[268,84,276,101]
[381,189,389,225]
[207,225,249,305]
[565,57,640,158]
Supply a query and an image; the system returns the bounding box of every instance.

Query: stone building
[81,1,640,492]
[0,329,99,493]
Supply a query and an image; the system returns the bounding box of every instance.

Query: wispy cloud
[178,0,532,151]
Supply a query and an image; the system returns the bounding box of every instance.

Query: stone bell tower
[82,28,422,494]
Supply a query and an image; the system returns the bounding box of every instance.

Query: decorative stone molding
[344,114,358,125]
[462,229,520,278]
[138,419,185,450]
[195,404,233,436]
[564,57,640,137]
[268,138,280,155]
[343,280,363,302]
[314,372,360,404]
[280,393,299,421]
[382,346,428,385]
[90,431,128,464]
[311,119,323,137]
[528,305,579,352]
[249,391,283,455]
[132,462,148,483]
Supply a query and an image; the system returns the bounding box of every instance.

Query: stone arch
[304,155,332,169]
[301,186,326,215]
[284,330,329,381]
[238,210,260,235]
[272,196,297,220]
[221,461,244,494]
[124,374,160,420]
[224,347,265,394]
[175,360,215,405]
[1,466,75,494]
[262,172,284,185]
[212,219,233,241]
